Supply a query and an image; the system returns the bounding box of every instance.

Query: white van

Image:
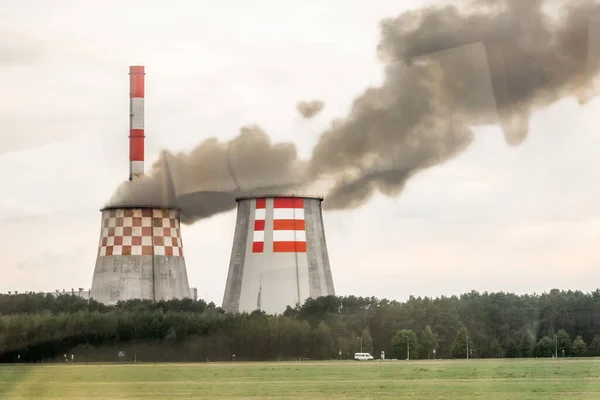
[354,352,374,361]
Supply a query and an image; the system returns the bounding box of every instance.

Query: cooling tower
[90,66,191,304]
[90,207,190,304]
[222,195,335,314]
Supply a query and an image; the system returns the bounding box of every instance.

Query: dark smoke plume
[106,126,307,224]
[108,0,600,219]
[297,100,325,118]
[310,0,600,209]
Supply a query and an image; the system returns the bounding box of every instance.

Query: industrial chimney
[222,195,335,314]
[129,66,145,180]
[90,66,192,304]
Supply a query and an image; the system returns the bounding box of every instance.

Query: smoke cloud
[106,126,307,224]
[310,0,600,209]
[107,0,600,220]
[297,100,325,118]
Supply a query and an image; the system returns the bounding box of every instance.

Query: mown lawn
[1,358,600,399]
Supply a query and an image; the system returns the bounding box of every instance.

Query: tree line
[1,289,600,362]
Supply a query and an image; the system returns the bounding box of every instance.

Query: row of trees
[2,289,600,362]
[391,326,598,360]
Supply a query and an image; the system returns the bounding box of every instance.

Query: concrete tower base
[90,207,190,305]
[222,195,335,314]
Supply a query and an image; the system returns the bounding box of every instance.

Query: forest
[1,289,600,362]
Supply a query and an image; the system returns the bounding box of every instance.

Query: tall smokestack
[129,66,145,181]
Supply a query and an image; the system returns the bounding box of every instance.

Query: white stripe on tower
[273,208,305,220]
[272,230,307,241]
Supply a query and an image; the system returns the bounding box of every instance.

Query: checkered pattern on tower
[98,208,183,257]
[252,197,306,253]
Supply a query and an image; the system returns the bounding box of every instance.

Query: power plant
[85,68,337,310]
[89,66,192,304]
[222,195,335,314]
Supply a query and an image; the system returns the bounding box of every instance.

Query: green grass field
[1,359,600,399]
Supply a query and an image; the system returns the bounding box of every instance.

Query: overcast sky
[1,0,600,303]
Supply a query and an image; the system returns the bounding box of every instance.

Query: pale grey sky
[1,0,599,303]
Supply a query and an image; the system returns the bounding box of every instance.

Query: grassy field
[1,358,600,399]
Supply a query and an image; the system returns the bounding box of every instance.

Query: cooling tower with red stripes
[222,195,335,314]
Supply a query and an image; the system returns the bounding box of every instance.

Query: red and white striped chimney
[129,66,145,180]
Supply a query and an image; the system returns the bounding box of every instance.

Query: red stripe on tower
[252,198,266,253]
[273,197,306,253]
[273,198,304,208]
[129,66,145,181]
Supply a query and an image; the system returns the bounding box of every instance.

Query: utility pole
[357,337,363,353]
[402,334,410,360]
[554,334,558,359]
[466,335,469,360]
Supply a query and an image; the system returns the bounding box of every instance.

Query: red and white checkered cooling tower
[90,207,191,304]
[90,67,191,304]
[222,195,335,314]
